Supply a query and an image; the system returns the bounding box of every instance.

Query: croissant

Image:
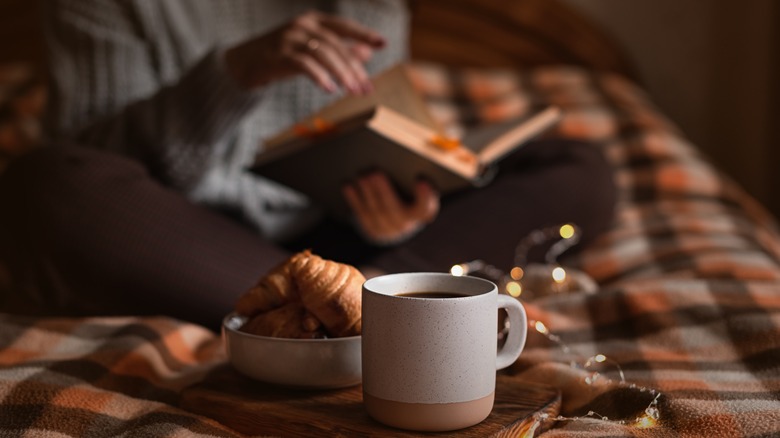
[234,252,306,317]
[235,250,365,338]
[242,301,326,339]
[291,250,365,337]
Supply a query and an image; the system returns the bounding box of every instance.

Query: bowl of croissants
[223,250,365,389]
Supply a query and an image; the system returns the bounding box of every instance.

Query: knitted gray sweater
[42,0,409,241]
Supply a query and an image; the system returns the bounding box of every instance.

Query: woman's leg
[0,138,616,328]
[0,145,291,330]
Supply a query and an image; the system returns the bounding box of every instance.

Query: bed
[1,1,779,436]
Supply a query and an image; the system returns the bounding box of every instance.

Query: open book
[250,64,561,218]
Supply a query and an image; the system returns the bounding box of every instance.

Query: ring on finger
[306,38,321,52]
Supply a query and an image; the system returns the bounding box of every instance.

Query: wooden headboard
[409,0,638,80]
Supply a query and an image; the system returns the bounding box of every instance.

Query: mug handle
[496,295,528,370]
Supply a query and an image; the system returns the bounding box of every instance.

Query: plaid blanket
[2,62,779,437]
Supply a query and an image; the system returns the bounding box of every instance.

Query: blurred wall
[0,0,44,68]
[563,0,780,218]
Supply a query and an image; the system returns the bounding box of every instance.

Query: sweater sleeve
[43,0,263,191]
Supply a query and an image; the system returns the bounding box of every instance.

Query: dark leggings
[0,139,616,331]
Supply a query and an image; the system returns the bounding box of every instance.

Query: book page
[315,64,441,130]
[263,64,442,148]
[469,106,562,165]
[368,106,479,180]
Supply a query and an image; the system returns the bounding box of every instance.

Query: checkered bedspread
[1,62,778,437]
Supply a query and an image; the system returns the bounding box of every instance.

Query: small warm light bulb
[559,224,575,239]
[510,266,524,280]
[594,354,607,363]
[505,281,522,297]
[552,267,567,283]
[450,264,465,276]
[534,321,549,334]
[635,413,658,429]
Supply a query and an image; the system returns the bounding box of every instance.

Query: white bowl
[222,313,362,389]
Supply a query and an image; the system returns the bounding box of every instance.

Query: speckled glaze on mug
[362,273,527,432]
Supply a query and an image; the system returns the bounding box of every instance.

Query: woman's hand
[343,172,440,245]
[224,11,385,94]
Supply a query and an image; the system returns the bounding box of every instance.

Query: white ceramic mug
[362,272,527,432]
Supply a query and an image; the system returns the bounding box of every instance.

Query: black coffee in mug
[396,291,470,299]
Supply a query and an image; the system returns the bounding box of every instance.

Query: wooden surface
[180,364,561,437]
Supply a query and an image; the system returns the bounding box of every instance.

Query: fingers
[410,180,440,224]
[342,175,397,242]
[315,13,386,48]
[293,11,381,94]
[302,29,372,94]
[357,173,409,238]
[343,173,441,245]
[349,42,375,63]
[225,11,383,93]
[292,55,338,93]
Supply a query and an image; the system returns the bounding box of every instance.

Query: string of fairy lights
[529,318,662,431]
[450,224,584,300]
[450,224,663,432]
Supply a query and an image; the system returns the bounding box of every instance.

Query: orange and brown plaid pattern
[411,62,780,436]
[0,315,239,437]
[1,63,779,436]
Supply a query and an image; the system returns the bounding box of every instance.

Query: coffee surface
[396,291,470,299]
